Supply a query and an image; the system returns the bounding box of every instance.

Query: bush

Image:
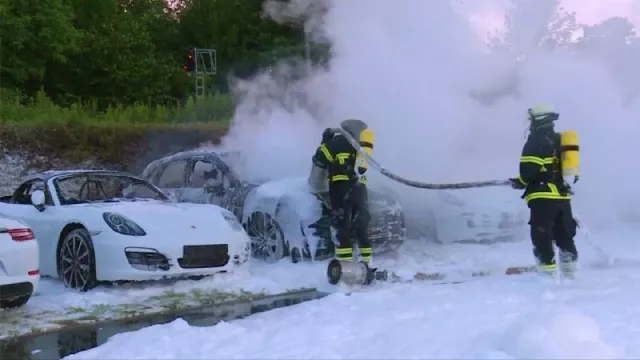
[0,89,235,126]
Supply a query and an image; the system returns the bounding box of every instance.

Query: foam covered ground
[67,227,640,360]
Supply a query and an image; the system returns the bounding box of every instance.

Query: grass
[0,90,234,172]
[150,290,190,311]
[112,304,149,318]
[0,89,235,127]
[0,88,236,173]
[65,306,87,315]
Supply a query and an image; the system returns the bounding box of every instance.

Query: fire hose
[326,126,610,286]
[334,126,612,264]
[333,127,511,190]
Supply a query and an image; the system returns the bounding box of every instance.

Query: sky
[564,0,640,25]
[462,0,639,37]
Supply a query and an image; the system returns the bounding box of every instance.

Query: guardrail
[1,288,327,360]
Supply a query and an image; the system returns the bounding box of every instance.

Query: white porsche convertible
[0,170,250,292]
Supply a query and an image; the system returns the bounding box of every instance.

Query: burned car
[141,149,406,263]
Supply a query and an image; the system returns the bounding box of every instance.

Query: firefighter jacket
[514,127,571,204]
[312,134,367,185]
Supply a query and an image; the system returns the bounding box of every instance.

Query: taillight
[7,228,35,241]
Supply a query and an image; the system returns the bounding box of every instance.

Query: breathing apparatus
[526,105,580,184]
[340,119,376,182]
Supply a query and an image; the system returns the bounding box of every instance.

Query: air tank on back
[341,119,368,139]
[307,119,370,194]
[560,130,580,184]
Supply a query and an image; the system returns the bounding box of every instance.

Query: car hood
[253,177,311,198]
[76,201,231,234]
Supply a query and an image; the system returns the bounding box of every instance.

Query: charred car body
[142,149,406,263]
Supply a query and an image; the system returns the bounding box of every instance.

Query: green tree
[45,0,188,107]
[0,0,81,93]
[1,0,315,111]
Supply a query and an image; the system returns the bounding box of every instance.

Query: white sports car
[0,170,250,292]
[0,215,39,308]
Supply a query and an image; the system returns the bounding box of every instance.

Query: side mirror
[31,190,46,212]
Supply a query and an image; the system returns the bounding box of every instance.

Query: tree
[0,0,81,93]
[1,0,309,108]
[45,0,187,107]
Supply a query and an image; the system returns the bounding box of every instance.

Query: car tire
[0,293,31,309]
[58,228,98,292]
[245,211,286,263]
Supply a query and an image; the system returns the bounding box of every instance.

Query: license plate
[183,245,227,258]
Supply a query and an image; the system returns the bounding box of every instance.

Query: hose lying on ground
[333,127,511,190]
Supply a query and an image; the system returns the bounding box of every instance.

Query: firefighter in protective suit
[509,105,579,276]
[312,120,372,264]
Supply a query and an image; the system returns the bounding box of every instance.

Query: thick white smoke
[219,0,640,232]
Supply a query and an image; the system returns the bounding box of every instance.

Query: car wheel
[246,211,286,263]
[58,228,97,292]
[0,293,31,309]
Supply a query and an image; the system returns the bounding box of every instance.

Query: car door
[0,180,60,253]
[184,158,234,206]
[183,158,214,204]
[155,159,189,201]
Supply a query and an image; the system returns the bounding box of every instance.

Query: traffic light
[183,49,195,72]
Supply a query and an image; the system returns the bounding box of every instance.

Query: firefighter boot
[533,249,557,278]
[560,251,578,279]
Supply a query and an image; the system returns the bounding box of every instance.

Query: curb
[0,288,326,360]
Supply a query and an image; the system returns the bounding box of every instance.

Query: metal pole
[193,47,198,101]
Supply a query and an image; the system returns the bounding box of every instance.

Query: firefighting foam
[219,0,640,231]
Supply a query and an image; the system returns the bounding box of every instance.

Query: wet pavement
[0,288,325,360]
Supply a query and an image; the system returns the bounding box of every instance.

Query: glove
[322,128,335,143]
[509,178,526,190]
[573,175,579,184]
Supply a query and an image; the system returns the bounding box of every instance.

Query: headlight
[103,212,147,236]
[221,210,243,232]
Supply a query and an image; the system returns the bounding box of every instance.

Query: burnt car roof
[22,169,141,183]
[144,148,219,168]
[143,148,241,176]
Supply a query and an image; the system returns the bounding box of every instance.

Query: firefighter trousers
[528,199,578,267]
[329,181,371,262]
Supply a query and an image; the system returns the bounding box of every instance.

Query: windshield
[54,173,169,205]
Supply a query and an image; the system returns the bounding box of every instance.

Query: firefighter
[311,120,372,264]
[509,105,579,277]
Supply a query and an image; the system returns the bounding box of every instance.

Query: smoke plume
[218,0,640,232]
